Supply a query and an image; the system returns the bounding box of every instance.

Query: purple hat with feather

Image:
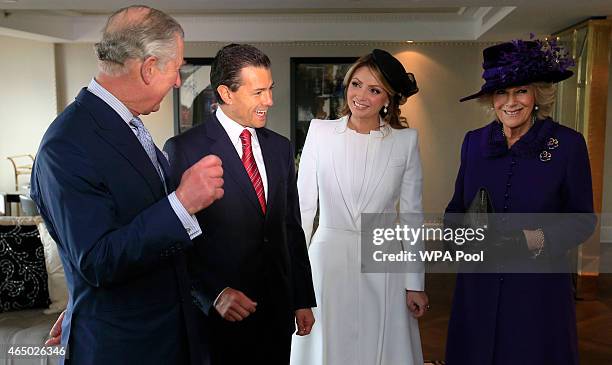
[460,37,574,102]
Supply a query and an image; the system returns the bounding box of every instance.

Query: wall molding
[1,7,516,43]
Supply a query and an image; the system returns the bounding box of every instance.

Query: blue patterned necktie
[130,116,167,192]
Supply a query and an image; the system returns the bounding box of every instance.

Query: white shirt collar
[335,115,387,138]
[215,106,260,147]
[87,78,135,127]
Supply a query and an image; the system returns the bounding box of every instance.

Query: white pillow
[37,222,69,314]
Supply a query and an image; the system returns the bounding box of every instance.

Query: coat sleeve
[30,136,191,289]
[541,132,596,256]
[297,120,320,245]
[445,131,471,214]
[399,130,425,291]
[286,140,317,310]
[164,136,228,313]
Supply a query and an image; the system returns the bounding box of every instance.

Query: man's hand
[214,288,257,322]
[406,290,429,318]
[44,310,65,346]
[176,155,224,214]
[294,308,315,336]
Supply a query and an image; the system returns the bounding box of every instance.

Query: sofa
[0,216,68,365]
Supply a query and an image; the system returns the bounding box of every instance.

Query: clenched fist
[176,155,224,214]
[214,288,257,322]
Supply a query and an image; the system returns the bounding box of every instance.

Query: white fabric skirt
[290,227,423,365]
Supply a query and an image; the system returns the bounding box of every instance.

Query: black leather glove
[486,228,531,260]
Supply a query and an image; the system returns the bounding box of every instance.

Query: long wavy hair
[339,53,408,129]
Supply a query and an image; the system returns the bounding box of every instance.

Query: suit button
[263,237,270,243]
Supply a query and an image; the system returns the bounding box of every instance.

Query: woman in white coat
[290,49,429,365]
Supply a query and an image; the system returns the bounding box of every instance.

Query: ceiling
[0,0,611,43]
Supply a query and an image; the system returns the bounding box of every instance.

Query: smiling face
[492,85,536,130]
[346,66,390,122]
[219,66,274,128]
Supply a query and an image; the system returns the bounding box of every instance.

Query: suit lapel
[76,89,165,199]
[257,128,279,216]
[332,117,358,220]
[206,116,263,215]
[359,127,394,211]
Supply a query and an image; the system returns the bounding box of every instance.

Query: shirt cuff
[168,191,202,240]
[213,287,230,307]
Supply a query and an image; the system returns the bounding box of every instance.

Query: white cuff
[168,191,202,240]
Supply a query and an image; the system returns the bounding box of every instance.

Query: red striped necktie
[239,129,266,214]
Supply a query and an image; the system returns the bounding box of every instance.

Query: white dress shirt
[215,107,268,201]
[212,106,270,306]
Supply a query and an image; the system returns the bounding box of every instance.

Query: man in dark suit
[30,6,223,364]
[164,44,316,365]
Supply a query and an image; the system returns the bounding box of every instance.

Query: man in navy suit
[164,44,316,365]
[30,6,223,364]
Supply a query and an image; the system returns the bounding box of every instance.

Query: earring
[383,104,388,114]
[532,105,539,125]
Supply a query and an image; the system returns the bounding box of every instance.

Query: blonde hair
[477,82,557,119]
[339,54,408,129]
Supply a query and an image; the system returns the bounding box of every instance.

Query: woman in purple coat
[445,39,596,364]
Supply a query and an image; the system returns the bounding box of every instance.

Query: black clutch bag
[464,187,494,228]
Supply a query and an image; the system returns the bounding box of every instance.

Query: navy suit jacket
[164,115,316,335]
[31,89,203,364]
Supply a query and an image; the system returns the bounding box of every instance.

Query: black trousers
[205,301,293,365]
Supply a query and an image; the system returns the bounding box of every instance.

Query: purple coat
[444,118,595,365]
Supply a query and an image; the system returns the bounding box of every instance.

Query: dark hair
[339,53,408,129]
[210,43,271,104]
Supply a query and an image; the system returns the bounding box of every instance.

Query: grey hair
[94,5,184,76]
[477,82,557,120]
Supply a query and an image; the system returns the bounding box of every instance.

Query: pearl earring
[383,104,388,114]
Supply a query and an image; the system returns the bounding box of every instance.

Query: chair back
[19,195,39,216]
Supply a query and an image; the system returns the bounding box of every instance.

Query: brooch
[539,151,552,162]
[547,137,559,150]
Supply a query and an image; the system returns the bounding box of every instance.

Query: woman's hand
[406,290,429,318]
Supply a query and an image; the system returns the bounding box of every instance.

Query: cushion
[0,219,50,312]
[37,222,69,314]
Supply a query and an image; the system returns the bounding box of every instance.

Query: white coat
[290,116,424,365]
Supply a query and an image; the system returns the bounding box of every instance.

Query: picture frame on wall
[173,57,216,135]
[290,57,357,157]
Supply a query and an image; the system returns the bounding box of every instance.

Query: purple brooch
[547,137,559,150]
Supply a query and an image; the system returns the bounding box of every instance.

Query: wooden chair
[7,154,34,191]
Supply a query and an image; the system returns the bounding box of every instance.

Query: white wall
[0,35,56,193]
[247,42,491,213]
[601,41,612,242]
[54,43,175,149]
[55,41,489,212]
[22,40,612,215]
